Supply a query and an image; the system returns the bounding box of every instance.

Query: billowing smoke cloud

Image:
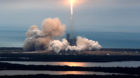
[23,18,65,51]
[42,18,65,37]
[48,39,69,53]
[23,17,102,52]
[48,36,101,53]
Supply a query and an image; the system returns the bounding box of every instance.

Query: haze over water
[0,27,140,48]
[0,0,140,48]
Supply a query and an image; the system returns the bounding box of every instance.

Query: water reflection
[0,70,118,76]
[56,62,86,67]
[1,61,140,67]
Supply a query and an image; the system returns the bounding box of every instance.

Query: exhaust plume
[23,17,102,52]
[42,18,65,37]
[48,36,101,53]
[23,18,65,51]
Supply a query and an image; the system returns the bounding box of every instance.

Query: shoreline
[0,54,140,62]
[0,47,140,62]
[0,62,140,75]
[0,74,140,78]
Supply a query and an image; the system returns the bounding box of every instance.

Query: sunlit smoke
[23,18,65,51]
[23,18,102,53]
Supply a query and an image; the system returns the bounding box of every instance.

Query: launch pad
[66,0,77,46]
[66,33,76,46]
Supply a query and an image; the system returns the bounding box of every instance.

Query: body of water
[0,70,120,76]
[0,29,140,48]
[2,61,140,67]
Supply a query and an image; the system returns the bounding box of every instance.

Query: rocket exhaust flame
[70,0,73,16]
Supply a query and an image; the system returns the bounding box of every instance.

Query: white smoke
[48,39,69,53]
[23,17,102,53]
[75,36,101,51]
[48,36,102,53]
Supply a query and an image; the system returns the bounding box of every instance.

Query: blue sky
[0,0,140,32]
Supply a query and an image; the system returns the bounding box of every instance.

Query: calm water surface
[0,70,119,76]
[2,61,140,67]
[0,30,140,48]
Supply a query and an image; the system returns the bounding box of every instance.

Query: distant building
[66,33,76,46]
